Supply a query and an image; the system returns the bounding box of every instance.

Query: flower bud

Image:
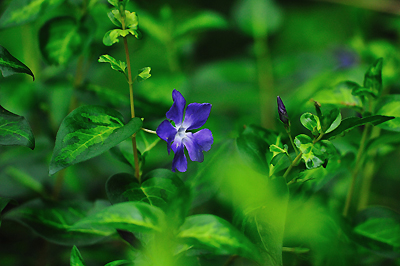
[277,96,289,126]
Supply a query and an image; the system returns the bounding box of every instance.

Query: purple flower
[156,89,213,172]
[277,96,289,126]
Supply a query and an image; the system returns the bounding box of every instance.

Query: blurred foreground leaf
[4,199,111,245]
[49,105,142,175]
[70,246,86,266]
[0,105,35,149]
[0,45,34,80]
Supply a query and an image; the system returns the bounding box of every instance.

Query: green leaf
[0,197,16,227]
[313,81,363,109]
[174,11,228,37]
[103,28,140,46]
[363,58,383,98]
[71,202,166,234]
[353,206,400,256]
[269,144,288,154]
[98,54,127,75]
[294,134,327,169]
[0,105,35,149]
[177,214,261,261]
[39,16,86,65]
[3,198,112,245]
[300,112,320,135]
[323,115,395,140]
[233,0,282,37]
[70,246,86,266]
[0,45,34,80]
[104,260,130,266]
[375,95,400,132]
[352,86,377,98]
[135,11,168,43]
[49,105,142,175]
[321,108,341,134]
[236,125,278,175]
[136,67,151,82]
[107,10,122,28]
[0,0,63,28]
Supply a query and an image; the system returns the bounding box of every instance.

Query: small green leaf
[3,199,111,245]
[323,115,395,140]
[103,28,140,46]
[0,105,35,149]
[71,202,166,234]
[236,125,278,175]
[137,67,151,82]
[107,10,138,30]
[269,144,288,154]
[39,16,86,65]
[70,246,85,266]
[353,206,400,255]
[0,45,34,80]
[375,95,400,132]
[300,113,320,135]
[294,134,327,169]
[174,11,228,37]
[321,108,341,134]
[49,105,142,175]
[0,0,63,28]
[177,214,261,261]
[363,58,383,98]
[107,10,122,28]
[104,260,130,266]
[98,54,127,75]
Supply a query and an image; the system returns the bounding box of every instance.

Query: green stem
[286,126,299,155]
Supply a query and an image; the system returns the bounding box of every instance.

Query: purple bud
[277,96,289,125]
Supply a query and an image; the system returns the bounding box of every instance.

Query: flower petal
[182,103,212,130]
[171,141,187,172]
[183,129,213,162]
[166,89,186,126]
[156,120,177,154]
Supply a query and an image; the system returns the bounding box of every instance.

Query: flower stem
[285,126,299,155]
[141,128,157,134]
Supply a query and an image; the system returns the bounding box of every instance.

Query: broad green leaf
[0,0,63,28]
[294,134,326,169]
[300,112,320,135]
[98,54,127,75]
[0,45,34,80]
[39,17,86,65]
[363,58,383,98]
[313,81,363,108]
[177,214,261,261]
[353,206,400,256]
[236,125,278,175]
[233,0,282,38]
[107,10,122,28]
[3,199,111,245]
[0,105,35,149]
[174,11,228,37]
[71,202,165,234]
[103,28,140,46]
[323,115,394,140]
[136,67,151,82]
[321,108,341,134]
[70,246,85,266]
[49,105,142,175]
[104,260,130,266]
[375,95,400,132]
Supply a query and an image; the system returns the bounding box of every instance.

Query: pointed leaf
[39,16,86,65]
[174,11,228,37]
[49,105,142,175]
[177,214,261,261]
[3,199,111,245]
[363,58,383,98]
[70,202,165,234]
[322,108,341,133]
[0,105,35,149]
[294,134,331,169]
[104,260,130,266]
[98,54,127,75]
[137,67,151,82]
[375,95,400,132]
[0,0,63,28]
[0,45,34,80]
[103,29,122,46]
[70,246,86,266]
[323,115,395,140]
[300,112,320,135]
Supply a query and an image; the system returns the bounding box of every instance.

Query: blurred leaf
[136,11,168,43]
[375,95,400,132]
[104,260,130,266]
[294,134,336,169]
[352,86,377,98]
[237,125,277,175]
[233,0,282,38]
[98,54,127,75]
[323,115,394,140]
[39,17,86,65]
[177,214,261,261]
[0,105,35,149]
[363,58,383,99]
[313,81,363,109]
[0,0,63,28]
[353,206,400,257]
[71,202,165,234]
[70,245,86,266]
[0,197,15,227]
[4,199,111,245]
[49,105,142,175]
[174,11,228,37]
[136,67,151,82]
[300,112,320,135]
[103,28,140,46]
[0,45,34,80]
